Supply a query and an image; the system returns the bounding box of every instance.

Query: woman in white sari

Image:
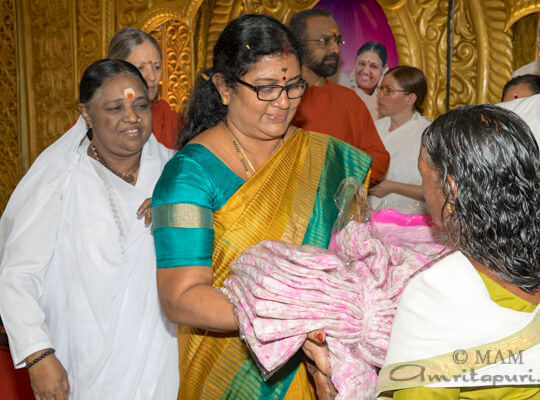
[0,59,178,399]
[368,66,429,214]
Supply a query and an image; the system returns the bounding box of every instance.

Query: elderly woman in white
[0,59,178,399]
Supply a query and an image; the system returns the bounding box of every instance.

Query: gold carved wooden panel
[202,0,318,69]
[19,0,79,167]
[0,0,19,212]
[504,0,540,31]
[377,0,513,120]
[150,21,194,114]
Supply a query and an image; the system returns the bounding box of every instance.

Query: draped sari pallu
[177,129,372,400]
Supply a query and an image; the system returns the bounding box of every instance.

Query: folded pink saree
[223,210,445,399]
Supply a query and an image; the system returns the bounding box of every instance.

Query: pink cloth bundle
[223,210,446,399]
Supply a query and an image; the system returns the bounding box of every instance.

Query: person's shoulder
[511,60,540,78]
[145,134,176,163]
[327,80,360,98]
[412,112,431,129]
[328,81,371,111]
[152,145,216,205]
[163,144,212,175]
[375,116,391,131]
[152,99,172,111]
[403,251,475,297]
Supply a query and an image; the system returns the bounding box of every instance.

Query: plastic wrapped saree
[151,129,372,399]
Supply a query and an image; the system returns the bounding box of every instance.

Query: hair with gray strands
[107,27,161,60]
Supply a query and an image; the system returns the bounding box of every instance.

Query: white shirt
[511,60,540,77]
[369,112,430,214]
[498,93,540,145]
[0,117,179,399]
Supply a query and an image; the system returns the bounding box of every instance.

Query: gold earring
[222,98,228,106]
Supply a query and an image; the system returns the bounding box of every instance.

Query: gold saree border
[377,311,540,394]
[152,203,213,229]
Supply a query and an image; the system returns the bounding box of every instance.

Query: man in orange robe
[290,9,389,183]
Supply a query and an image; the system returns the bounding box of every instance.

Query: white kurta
[498,93,540,145]
[0,117,179,399]
[369,112,430,214]
[511,60,540,77]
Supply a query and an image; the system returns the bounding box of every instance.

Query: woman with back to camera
[108,27,183,149]
[304,105,540,399]
[151,14,373,399]
[339,41,388,120]
[376,104,540,398]
[0,59,178,399]
[368,66,430,214]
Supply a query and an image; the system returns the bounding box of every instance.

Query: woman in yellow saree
[151,14,372,400]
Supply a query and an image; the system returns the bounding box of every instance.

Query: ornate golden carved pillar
[504,0,540,30]
[377,0,513,120]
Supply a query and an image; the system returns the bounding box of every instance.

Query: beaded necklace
[89,143,140,184]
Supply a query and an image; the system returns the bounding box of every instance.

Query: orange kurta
[292,80,389,182]
[151,99,183,150]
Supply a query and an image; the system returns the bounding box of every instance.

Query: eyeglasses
[306,35,345,48]
[236,79,308,101]
[377,85,408,96]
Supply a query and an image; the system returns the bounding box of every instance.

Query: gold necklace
[225,122,284,179]
[89,143,140,184]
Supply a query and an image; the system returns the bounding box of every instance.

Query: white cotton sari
[0,117,179,399]
[376,251,540,396]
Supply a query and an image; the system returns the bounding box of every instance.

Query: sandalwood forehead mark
[124,88,135,99]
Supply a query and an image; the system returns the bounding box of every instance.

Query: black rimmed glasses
[236,78,308,101]
[306,35,345,48]
[377,85,408,96]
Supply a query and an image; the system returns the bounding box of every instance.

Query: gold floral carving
[19,0,79,167]
[149,21,193,113]
[203,0,317,69]
[0,0,19,211]
[117,1,203,114]
[377,0,512,119]
[504,0,540,31]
